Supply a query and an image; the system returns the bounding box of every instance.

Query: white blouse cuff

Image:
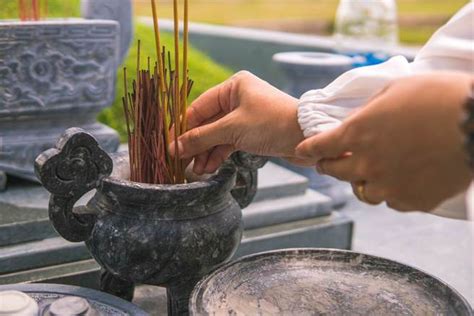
[297,56,412,138]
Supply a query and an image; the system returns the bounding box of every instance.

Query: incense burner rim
[102,163,236,193]
[93,164,239,220]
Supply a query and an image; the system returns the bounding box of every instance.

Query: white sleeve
[298,3,474,138]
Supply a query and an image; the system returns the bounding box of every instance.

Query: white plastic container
[0,291,39,316]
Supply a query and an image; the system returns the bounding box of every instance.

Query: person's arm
[295,73,473,212]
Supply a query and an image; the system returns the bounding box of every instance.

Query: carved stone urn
[35,128,267,315]
[0,0,132,187]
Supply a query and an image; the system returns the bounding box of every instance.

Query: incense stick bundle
[123,0,192,185]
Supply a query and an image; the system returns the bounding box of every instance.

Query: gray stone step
[0,179,97,246]
[0,179,55,247]
[243,189,332,230]
[0,259,100,287]
[237,212,353,258]
[0,237,91,275]
[253,162,308,202]
[0,219,57,248]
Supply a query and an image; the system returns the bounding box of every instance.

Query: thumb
[170,120,230,159]
[295,124,350,161]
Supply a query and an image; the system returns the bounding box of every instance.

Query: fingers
[191,145,234,175]
[170,118,230,159]
[203,145,235,174]
[295,125,350,161]
[317,155,362,182]
[193,151,210,175]
[186,78,235,130]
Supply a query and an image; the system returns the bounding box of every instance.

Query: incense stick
[32,0,39,20]
[19,0,26,21]
[123,0,192,185]
[19,0,46,21]
[182,0,189,133]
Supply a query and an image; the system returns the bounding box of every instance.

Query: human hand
[171,71,305,175]
[295,73,473,212]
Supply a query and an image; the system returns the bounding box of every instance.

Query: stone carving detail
[0,21,120,183]
[0,23,119,114]
[35,128,113,242]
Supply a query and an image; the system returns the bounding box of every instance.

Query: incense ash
[123,0,192,185]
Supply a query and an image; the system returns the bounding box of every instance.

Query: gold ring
[355,181,379,205]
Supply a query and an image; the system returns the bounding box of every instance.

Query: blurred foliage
[98,23,232,142]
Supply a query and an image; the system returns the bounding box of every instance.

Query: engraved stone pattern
[0,22,119,115]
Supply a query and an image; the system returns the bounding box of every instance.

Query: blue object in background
[348,52,391,68]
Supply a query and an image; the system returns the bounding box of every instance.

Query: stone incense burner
[35,128,267,315]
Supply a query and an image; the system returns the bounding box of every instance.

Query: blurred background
[132,0,468,45]
[2,0,469,141]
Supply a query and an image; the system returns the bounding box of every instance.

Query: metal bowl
[191,248,472,315]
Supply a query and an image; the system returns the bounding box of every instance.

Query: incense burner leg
[100,270,136,302]
[166,278,202,316]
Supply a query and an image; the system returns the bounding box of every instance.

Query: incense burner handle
[230,152,268,208]
[35,128,113,242]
